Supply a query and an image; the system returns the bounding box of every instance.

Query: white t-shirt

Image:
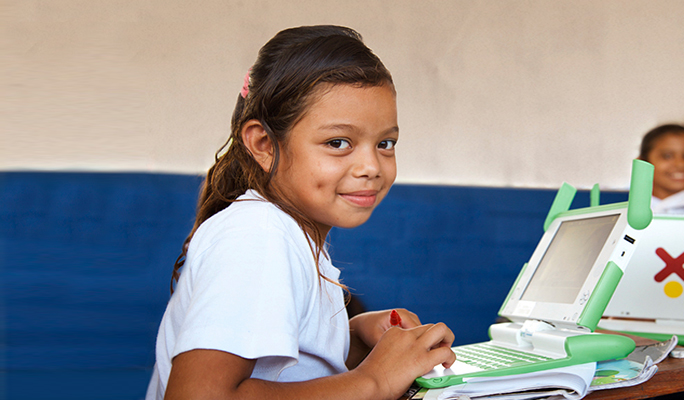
[652,191,684,215]
[146,190,350,399]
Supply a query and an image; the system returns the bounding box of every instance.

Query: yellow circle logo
[664,281,683,298]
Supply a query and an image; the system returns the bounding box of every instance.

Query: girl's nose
[675,155,684,169]
[352,147,381,178]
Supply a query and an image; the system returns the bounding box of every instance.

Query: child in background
[146,25,455,400]
[638,124,684,214]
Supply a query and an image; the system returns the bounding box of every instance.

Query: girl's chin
[335,216,373,230]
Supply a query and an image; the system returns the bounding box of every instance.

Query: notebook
[599,215,684,345]
[415,160,654,389]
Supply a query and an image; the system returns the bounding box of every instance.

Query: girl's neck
[653,188,680,200]
[654,189,684,201]
[313,222,331,238]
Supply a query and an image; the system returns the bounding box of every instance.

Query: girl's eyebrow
[318,123,355,132]
[382,126,400,135]
[318,123,399,136]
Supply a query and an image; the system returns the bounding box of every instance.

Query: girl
[639,124,684,214]
[146,25,455,400]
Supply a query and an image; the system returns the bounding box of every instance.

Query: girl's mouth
[340,191,378,207]
[668,172,684,181]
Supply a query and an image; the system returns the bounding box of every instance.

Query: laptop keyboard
[453,343,553,370]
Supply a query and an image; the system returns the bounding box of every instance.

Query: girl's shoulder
[653,191,684,214]
[192,189,307,248]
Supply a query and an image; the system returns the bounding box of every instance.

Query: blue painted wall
[0,172,628,399]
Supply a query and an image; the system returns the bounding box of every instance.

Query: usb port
[624,235,635,244]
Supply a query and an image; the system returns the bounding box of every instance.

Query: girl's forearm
[346,329,372,369]
[164,349,400,400]
[229,368,392,400]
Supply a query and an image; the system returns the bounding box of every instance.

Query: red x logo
[654,248,684,282]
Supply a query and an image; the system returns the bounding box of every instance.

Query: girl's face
[646,133,684,199]
[272,83,398,236]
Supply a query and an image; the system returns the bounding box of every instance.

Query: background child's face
[272,83,398,235]
[647,133,684,199]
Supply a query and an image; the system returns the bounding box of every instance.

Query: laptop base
[416,323,635,388]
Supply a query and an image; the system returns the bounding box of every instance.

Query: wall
[3,0,684,188]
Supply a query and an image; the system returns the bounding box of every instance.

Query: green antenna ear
[544,182,577,231]
[627,159,654,230]
[590,184,600,207]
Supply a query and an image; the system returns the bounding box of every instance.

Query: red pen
[390,309,402,327]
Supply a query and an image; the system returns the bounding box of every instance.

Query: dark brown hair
[171,25,394,292]
[639,123,684,161]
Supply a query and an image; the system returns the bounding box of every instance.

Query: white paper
[431,362,596,400]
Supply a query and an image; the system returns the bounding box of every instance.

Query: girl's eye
[660,152,673,160]
[378,140,397,150]
[328,139,351,149]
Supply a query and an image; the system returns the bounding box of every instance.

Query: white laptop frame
[499,205,641,332]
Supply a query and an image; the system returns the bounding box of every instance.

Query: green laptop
[416,159,654,388]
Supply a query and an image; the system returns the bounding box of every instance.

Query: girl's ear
[241,120,275,172]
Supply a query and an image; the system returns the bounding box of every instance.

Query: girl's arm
[164,322,455,400]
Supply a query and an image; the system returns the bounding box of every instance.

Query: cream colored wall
[3,0,684,189]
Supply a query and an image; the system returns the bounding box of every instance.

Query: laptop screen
[499,205,637,331]
[521,214,620,304]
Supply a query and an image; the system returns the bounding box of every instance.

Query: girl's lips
[340,191,378,207]
[665,172,684,184]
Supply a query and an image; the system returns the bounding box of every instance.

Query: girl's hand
[346,309,422,369]
[349,308,421,350]
[355,322,456,400]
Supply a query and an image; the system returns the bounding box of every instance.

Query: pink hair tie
[240,68,251,98]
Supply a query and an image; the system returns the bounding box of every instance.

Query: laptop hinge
[520,319,556,342]
[490,320,585,357]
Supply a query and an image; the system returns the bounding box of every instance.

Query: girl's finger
[397,309,421,327]
[415,322,455,351]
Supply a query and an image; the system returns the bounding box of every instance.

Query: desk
[584,334,684,400]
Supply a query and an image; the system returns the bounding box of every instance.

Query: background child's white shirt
[146,190,350,399]
[651,190,684,215]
